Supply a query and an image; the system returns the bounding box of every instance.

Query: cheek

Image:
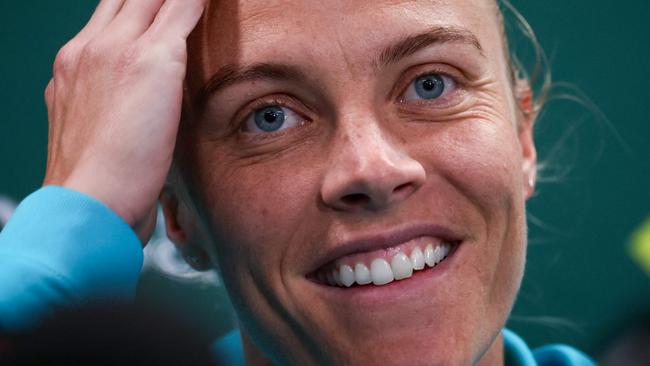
[437,118,527,249]
[443,119,527,301]
[191,148,323,277]
[191,151,331,344]
[410,115,527,303]
[417,118,524,215]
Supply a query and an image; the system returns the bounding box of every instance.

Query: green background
[1,1,649,361]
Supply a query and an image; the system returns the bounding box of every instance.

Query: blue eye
[244,105,305,133]
[403,73,456,101]
[254,106,285,132]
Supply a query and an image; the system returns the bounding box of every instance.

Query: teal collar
[503,328,539,365]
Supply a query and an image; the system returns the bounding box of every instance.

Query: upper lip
[308,223,463,274]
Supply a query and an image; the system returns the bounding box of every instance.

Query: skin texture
[43,0,536,365]
[167,0,537,365]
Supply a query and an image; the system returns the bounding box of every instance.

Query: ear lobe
[518,112,537,201]
[522,148,537,200]
[159,187,212,271]
[160,188,187,244]
[515,81,537,200]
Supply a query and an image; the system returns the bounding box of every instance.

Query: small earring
[528,176,535,189]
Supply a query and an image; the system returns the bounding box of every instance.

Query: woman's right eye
[242,105,306,134]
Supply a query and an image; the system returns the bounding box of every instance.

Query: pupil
[422,78,437,91]
[264,110,278,123]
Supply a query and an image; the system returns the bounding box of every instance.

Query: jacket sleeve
[0,186,143,332]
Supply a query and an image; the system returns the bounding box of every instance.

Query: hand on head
[42,0,207,244]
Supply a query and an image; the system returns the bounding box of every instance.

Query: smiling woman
[0,0,597,365]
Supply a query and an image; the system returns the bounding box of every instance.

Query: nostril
[393,183,411,195]
[341,193,370,206]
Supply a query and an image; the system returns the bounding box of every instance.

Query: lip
[308,223,464,276]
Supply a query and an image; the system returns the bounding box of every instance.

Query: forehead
[188,0,502,88]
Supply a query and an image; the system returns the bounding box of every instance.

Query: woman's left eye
[242,105,305,133]
[402,73,456,102]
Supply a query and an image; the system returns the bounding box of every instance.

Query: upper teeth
[320,243,451,287]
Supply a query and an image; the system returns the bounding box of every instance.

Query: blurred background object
[599,314,650,366]
[2,304,220,366]
[1,0,649,358]
[143,209,220,287]
[629,216,650,277]
[0,196,16,232]
[139,209,237,341]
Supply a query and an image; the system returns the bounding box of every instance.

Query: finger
[105,0,166,41]
[76,0,127,42]
[146,0,207,40]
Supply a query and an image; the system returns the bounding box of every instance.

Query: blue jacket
[0,187,596,365]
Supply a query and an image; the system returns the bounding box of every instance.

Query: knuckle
[77,39,143,74]
[53,41,80,74]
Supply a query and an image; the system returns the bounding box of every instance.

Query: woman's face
[171,0,536,364]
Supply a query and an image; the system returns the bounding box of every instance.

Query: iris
[414,74,445,100]
[254,106,286,132]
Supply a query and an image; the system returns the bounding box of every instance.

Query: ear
[159,186,212,271]
[516,83,538,200]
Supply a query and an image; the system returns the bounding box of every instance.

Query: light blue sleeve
[533,345,597,366]
[0,186,143,332]
[503,328,597,366]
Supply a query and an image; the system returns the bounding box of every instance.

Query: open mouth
[311,237,460,288]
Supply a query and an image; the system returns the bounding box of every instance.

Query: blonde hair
[496,0,552,127]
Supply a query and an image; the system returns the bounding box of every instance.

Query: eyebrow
[198,26,484,102]
[198,63,306,104]
[376,26,484,67]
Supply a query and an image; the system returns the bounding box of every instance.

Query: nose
[320,120,426,212]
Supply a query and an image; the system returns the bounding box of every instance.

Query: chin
[274,243,517,365]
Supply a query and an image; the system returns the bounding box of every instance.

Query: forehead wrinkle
[194,0,501,105]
